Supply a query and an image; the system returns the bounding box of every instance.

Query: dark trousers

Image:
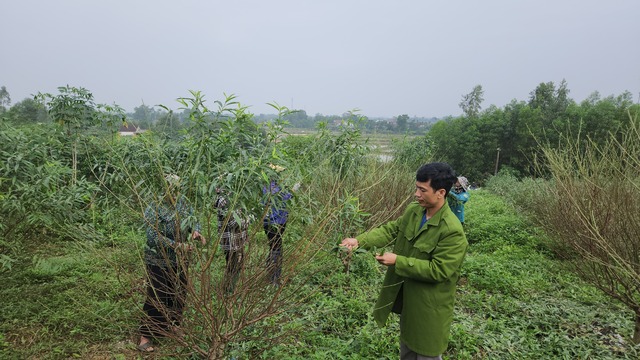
[264,223,286,284]
[224,249,244,293]
[140,263,187,338]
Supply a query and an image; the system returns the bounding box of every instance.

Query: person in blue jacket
[262,164,299,285]
[448,176,470,225]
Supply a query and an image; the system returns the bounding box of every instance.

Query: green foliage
[450,190,638,359]
[463,189,545,252]
[528,79,572,123]
[4,98,49,124]
[0,122,100,247]
[260,190,640,359]
[130,103,164,129]
[316,111,370,179]
[35,85,100,135]
[0,86,10,113]
[459,84,484,118]
[282,108,313,128]
[391,133,433,170]
[280,134,318,174]
[396,114,409,132]
[428,81,637,184]
[484,171,549,213]
[278,111,373,188]
[33,86,126,184]
[332,193,370,236]
[3,162,639,359]
[429,115,498,181]
[175,91,287,219]
[0,254,16,272]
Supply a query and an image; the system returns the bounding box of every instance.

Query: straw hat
[457,176,469,191]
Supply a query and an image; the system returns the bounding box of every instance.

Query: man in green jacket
[341,162,468,359]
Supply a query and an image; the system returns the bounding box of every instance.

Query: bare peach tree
[116,173,343,358]
[534,113,640,344]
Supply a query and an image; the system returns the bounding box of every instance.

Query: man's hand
[192,231,206,245]
[340,238,359,250]
[375,252,397,266]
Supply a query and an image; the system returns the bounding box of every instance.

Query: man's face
[415,180,445,209]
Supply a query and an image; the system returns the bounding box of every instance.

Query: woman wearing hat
[137,174,205,352]
[448,176,470,225]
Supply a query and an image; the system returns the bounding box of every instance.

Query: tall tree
[528,79,571,125]
[132,104,161,128]
[283,109,311,128]
[0,86,11,113]
[7,98,48,123]
[396,114,409,132]
[459,85,484,118]
[35,85,124,182]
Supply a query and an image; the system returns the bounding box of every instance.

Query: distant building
[118,124,146,136]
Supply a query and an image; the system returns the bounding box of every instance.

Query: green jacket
[356,201,468,356]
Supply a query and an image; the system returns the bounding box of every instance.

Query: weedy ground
[1,191,638,359]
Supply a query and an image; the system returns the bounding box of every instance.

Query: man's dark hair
[416,162,457,196]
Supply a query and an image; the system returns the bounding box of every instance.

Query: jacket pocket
[413,236,438,255]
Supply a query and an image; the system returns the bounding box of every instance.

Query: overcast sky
[2,0,639,118]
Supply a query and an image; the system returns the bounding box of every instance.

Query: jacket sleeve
[144,206,176,249]
[356,219,400,250]
[448,191,470,204]
[394,229,467,283]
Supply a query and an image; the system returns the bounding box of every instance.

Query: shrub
[531,116,640,344]
[391,134,433,171]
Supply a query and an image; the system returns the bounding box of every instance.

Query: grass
[0,233,142,359]
[1,191,639,359]
[450,190,637,359]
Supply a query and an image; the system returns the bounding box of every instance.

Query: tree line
[1,81,637,184]
[429,81,639,183]
[0,86,437,135]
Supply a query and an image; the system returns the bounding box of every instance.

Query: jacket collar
[411,201,448,234]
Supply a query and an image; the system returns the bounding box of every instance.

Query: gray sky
[2,0,639,118]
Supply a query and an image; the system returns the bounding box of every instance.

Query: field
[1,102,639,359]
[1,189,638,359]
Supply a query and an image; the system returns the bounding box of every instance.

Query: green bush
[0,122,101,247]
[391,134,433,171]
[485,172,549,214]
